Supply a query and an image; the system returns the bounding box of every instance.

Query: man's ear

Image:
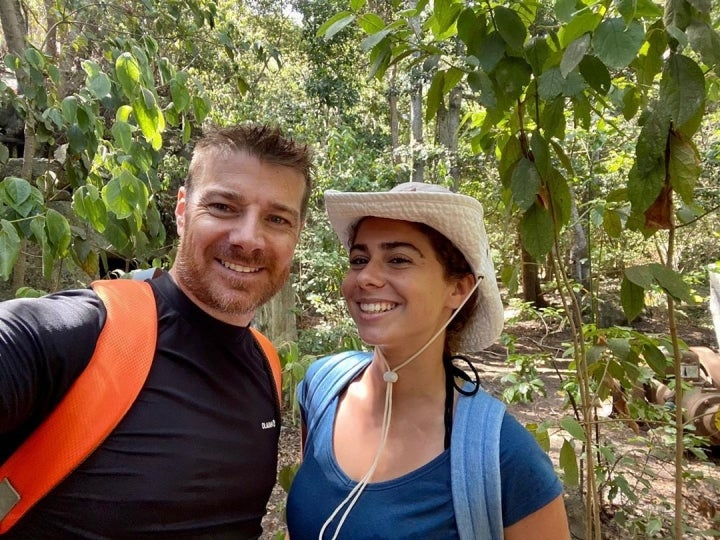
[175,186,187,235]
[449,274,476,310]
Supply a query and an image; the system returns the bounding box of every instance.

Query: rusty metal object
[689,346,720,389]
[682,390,720,445]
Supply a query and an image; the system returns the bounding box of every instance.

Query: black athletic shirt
[0,273,280,539]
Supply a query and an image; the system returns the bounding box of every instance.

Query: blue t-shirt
[286,380,562,539]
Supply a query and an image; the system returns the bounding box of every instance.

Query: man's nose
[227,212,266,251]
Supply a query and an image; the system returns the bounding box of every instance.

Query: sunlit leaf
[560,416,586,443]
[0,219,20,280]
[593,18,644,69]
[317,12,355,40]
[561,34,590,77]
[116,52,142,98]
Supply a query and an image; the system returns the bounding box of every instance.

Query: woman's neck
[368,344,446,398]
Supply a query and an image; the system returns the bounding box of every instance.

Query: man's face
[170,150,305,326]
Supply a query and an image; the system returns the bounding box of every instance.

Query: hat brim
[324,188,504,351]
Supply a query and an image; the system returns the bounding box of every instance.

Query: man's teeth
[223,261,259,273]
[359,302,396,313]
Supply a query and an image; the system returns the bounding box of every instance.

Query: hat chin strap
[319,276,482,540]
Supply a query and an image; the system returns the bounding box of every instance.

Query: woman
[286,182,569,539]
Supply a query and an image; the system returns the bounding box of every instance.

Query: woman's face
[341,217,469,351]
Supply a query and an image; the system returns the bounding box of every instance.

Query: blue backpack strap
[300,350,373,440]
[451,383,506,540]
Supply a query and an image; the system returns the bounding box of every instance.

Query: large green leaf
[559,11,602,47]
[634,27,666,88]
[561,34,590,77]
[510,158,541,211]
[620,275,645,321]
[592,18,644,69]
[61,96,78,124]
[642,343,670,378]
[318,11,355,39]
[133,89,164,151]
[102,170,148,222]
[457,8,484,57]
[72,185,108,233]
[467,70,496,108]
[493,6,526,52]
[357,13,385,34]
[492,57,532,103]
[649,263,694,302]
[579,55,611,95]
[520,204,554,259]
[546,168,571,227]
[686,20,720,73]
[625,265,654,289]
[111,121,133,153]
[560,439,579,486]
[83,61,111,99]
[538,68,565,100]
[116,52,142,99]
[659,54,705,137]
[560,416,586,443]
[361,28,391,52]
[45,208,71,256]
[426,71,444,123]
[0,219,21,280]
[668,134,701,204]
[1,177,33,216]
[170,76,191,112]
[431,0,463,39]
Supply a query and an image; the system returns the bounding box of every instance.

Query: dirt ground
[261,309,720,539]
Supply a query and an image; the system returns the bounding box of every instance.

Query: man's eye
[208,203,232,213]
[269,215,291,226]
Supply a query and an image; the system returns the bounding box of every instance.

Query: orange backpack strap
[0,280,157,533]
[249,327,282,405]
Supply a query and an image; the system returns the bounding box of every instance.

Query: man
[0,124,313,538]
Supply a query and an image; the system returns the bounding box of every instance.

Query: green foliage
[277,341,316,425]
[499,333,547,404]
[0,1,221,288]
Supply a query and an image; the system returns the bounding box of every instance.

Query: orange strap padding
[250,327,283,404]
[0,280,157,533]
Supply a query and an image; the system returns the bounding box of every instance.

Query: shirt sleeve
[0,289,106,447]
[499,412,564,527]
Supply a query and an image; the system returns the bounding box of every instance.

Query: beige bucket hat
[324,181,504,351]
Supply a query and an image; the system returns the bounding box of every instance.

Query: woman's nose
[356,260,384,288]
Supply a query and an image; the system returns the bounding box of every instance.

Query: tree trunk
[436,38,462,190]
[568,184,590,289]
[521,245,548,308]
[388,64,400,167]
[255,278,298,345]
[0,0,25,55]
[1,0,32,291]
[408,9,424,184]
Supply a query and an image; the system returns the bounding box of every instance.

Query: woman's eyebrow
[349,241,424,257]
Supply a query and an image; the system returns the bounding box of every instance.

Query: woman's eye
[389,256,412,264]
[349,256,368,266]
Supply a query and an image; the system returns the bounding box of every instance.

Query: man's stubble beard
[173,241,291,317]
